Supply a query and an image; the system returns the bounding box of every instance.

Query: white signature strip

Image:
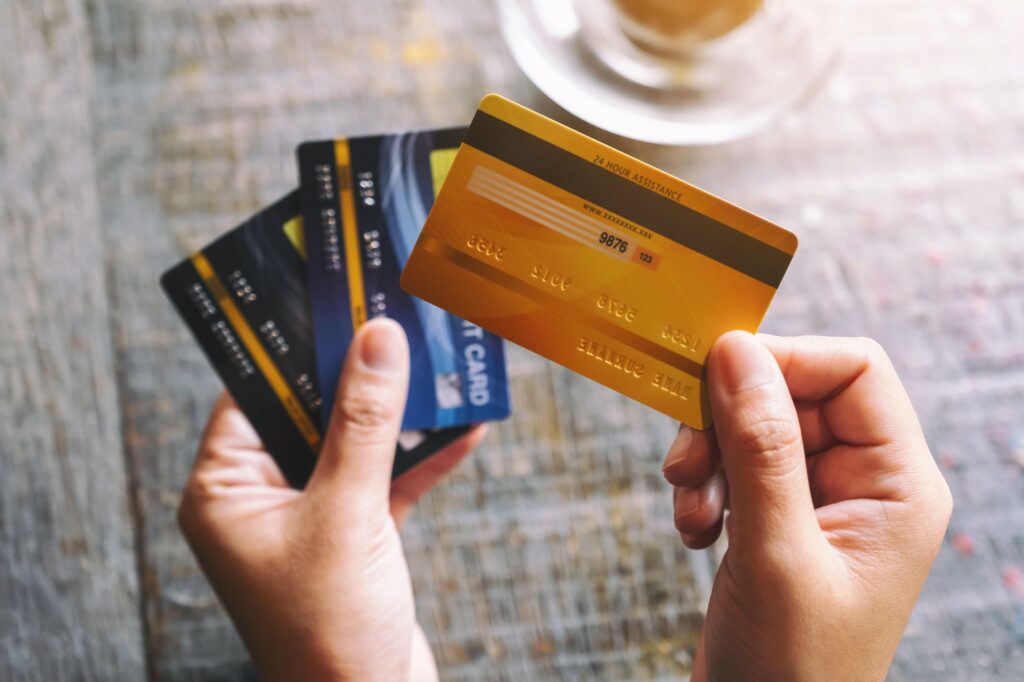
[473,164,608,238]
[467,164,632,264]
[468,169,600,250]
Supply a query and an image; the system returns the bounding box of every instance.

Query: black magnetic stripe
[463,111,791,287]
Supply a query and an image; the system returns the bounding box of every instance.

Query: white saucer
[496,0,848,146]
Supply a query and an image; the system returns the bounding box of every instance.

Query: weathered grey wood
[2,0,1021,679]
[88,0,1024,678]
[0,1,146,680]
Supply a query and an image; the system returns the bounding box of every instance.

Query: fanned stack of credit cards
[163,94,798,489]
[162,126,512,489]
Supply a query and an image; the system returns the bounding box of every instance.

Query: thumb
[308,318,409,511]
[708,331,818,551]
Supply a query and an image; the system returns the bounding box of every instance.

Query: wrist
[251,631,412,682]
[252,626,430,682]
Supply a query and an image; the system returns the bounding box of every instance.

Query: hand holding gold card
[401,95,797,429]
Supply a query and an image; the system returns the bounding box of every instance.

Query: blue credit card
[298,127,512,431]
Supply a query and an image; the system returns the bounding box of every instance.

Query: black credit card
[161,190,468,488]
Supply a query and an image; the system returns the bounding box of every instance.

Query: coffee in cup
[610,0,764,55]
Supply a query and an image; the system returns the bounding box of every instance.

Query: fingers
[178,393,294,545]
[307,319,410,513]
[389,425,487,528]
[759,335,922,449]
[793,400,836,455]
[662,425,721,488]
[199,392,264,453]
[184,392,290,494]
[680,515,725,551]
[673,471,728,549]
[707,331,819,551]
[761,334,945,506]
[663,427,725,550]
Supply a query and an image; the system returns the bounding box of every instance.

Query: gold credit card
[400,95,797,429]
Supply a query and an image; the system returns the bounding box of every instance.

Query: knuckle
[176,491,199,539]
[903,479,953,557]
[175,497,189,533]
[853,336,891,368]
[336,390,398,434]
[854,335,885,355]
[734,413,802,465]
[921,489,953,559]
[186,459,222,497]
[936,480,954,526]
[176,460,225,537]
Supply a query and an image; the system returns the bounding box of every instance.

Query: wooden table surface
[2,0,1022,679]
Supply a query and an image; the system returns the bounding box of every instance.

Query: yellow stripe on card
[335,139,368,331]
[190,252,322,451]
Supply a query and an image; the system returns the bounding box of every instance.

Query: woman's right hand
[663,333,952,681]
